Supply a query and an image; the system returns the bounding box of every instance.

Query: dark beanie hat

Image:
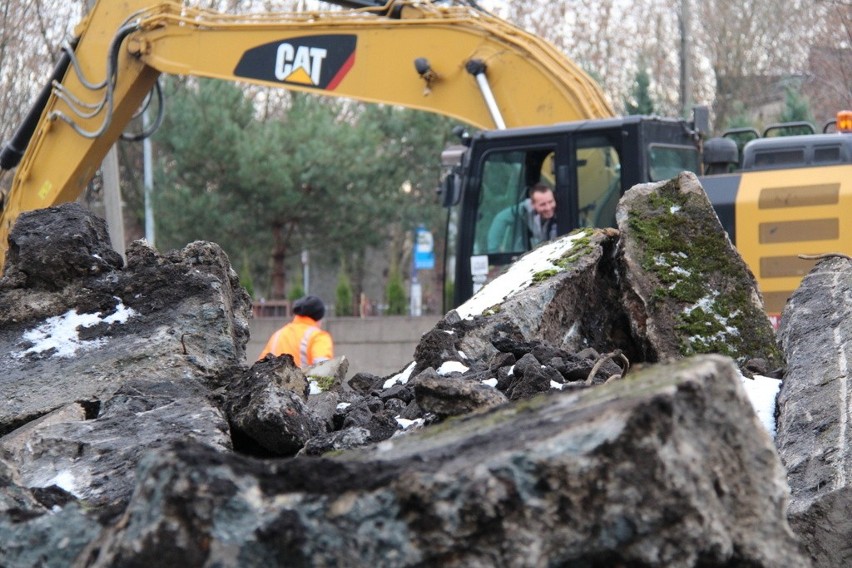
[293,295,325,320]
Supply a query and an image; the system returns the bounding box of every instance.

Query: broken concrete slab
[777,254,852,568]
[0,238,251,431]
[0,204,250,508]
[615,171,782,367]
[447,228,636,368]
[0,377,232,508]
[224,356,327,457]
[1,202,123,291]
[0,455,103,568]
[410,371,508,417]
[79,355,807,567]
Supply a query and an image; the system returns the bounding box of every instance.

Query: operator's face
[531,189,556,220]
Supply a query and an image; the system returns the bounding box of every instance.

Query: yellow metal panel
[758,218,838,244]
[735,164,852,319]
[762,291,795,316]
[759,255,819,278]
[758,183,839,208]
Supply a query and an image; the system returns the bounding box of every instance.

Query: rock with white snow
[0,203,249,508]
[615,171,782,367]
[448,227,634,367]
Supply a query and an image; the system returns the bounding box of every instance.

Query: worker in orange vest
[258,295,334,367]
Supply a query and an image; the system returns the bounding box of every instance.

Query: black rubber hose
[0,47,74,171]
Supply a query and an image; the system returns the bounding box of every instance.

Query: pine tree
[624,68,655,115]
[287,282,305,302]
[386,268,407,315]
[335,270,353,317]
[238,260,254,299]
[778,87,814,133]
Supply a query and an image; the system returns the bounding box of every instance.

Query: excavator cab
[444,115,701,309]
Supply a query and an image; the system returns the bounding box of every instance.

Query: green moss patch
[482,304,502,317]
[626,180,781,364]
[556,230,595,267]
[532,269,559,283]
[309,375,336,392]
[530,229,597,287]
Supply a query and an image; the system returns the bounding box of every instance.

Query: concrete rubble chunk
[305,355,350,392]
[0,377,233,508]
[410,373,508,417]
[224,356,327,457]
[78,356,808,568]
[446,228,637,369]
[615,171,782,367]
[1,202,123,291]
[0,204,249,506]
[249,353,310,399]
[777,255,852,568]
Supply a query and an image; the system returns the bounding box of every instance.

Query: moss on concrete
[529,229,597,286]
[482,304,502,317]
[556,230,595,267]
[626,179,782,364]
[309,375,336,392]
[532,269,559,283]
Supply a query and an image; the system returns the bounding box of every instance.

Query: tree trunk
[271,223,287,299]
[351,250,365,308]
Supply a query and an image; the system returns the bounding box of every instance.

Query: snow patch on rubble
[455,232,589,319]
[395,417,424,430]
[740,372,781,438]
[13,300,137,359]
[383,361,416,389]
[47,471,79,496]
[438,361,469,375]
[28,469,85,499]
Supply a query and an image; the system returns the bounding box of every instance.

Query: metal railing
[251,300,291,319]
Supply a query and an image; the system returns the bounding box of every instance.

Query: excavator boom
[0,0,614,267]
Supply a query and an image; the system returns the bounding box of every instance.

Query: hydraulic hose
[0,47,74,172]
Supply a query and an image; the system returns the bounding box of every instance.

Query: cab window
[472,151,524,255]
[576,140,621,228]
[649,144,699,182]
[473,149,556,255]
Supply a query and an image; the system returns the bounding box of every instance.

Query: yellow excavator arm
[0,0,614,266]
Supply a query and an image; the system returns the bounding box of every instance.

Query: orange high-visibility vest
[258,315,333,367]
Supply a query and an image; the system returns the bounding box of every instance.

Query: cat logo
[274,44,327,85]
[234,34,356,90]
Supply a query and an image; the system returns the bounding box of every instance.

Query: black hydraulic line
[321,0,395,12]
[320,0,468,18]
[0,48,74,171]
[121,80,165,142]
